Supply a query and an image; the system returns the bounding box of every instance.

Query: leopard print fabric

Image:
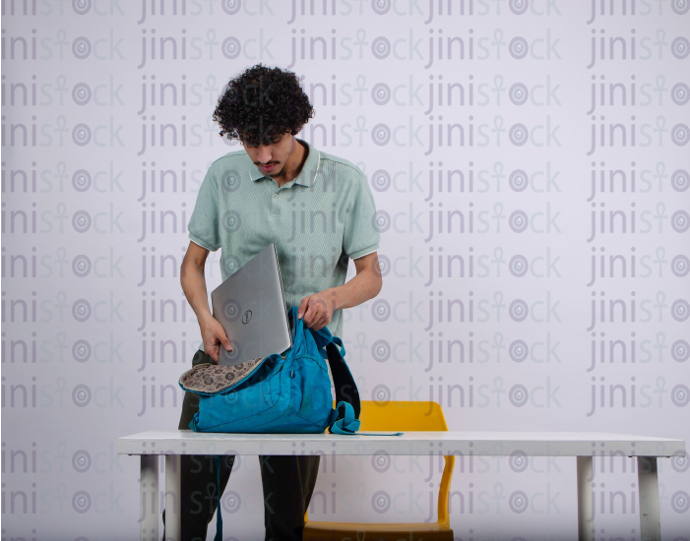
[179,356,265,394]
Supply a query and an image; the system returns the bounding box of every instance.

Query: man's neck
[274,139,308,188]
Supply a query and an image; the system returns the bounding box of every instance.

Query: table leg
[637,456,661,541]
[140,454,159,541]
[576,456,594,541]
[165,455,181,541]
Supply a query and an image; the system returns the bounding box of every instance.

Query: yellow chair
[303,401,455,541]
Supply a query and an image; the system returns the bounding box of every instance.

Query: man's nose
[257,147,273,164]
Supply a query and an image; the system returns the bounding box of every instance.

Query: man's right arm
[181,240,214,322]
[180,240,232,362]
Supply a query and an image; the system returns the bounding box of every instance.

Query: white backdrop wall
[2,1,689,539]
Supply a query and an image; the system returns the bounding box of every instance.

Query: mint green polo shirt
[187,138,380,361]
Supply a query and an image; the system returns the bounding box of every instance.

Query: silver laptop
[210,243,293,366]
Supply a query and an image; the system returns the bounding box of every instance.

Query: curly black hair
[212,63,315,147]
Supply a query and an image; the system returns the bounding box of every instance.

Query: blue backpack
[179,305,375,435]
[178,305,401,541]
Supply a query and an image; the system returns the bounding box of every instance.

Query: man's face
[240,131,294,178]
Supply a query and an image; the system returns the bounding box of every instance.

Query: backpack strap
[324,337,402,437]
[325,340,360,417]
[213,455,223,541]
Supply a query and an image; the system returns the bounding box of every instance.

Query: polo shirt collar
[246,138,320,187]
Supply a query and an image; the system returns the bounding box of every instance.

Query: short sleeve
[187,166,222,252]
[343,172,380,260]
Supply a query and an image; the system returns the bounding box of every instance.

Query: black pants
[161,353,321,541]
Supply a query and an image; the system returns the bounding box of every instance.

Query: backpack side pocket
[294,354,333,429]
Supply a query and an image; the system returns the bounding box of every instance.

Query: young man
[161,63,383,540]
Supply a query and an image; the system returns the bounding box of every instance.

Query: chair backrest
[357,400,449,432]
[312,400,454,527]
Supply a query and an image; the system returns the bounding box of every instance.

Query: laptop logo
[242,310,252,324]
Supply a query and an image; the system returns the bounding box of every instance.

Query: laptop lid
[210,243,293,366]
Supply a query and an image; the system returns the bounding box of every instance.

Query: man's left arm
[331,251,383,309]
[298,252,382,329]
[299,169,382,329]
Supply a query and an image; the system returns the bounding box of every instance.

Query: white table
[118,430,685,541]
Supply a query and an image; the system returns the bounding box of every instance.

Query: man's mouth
[260,164,276,172]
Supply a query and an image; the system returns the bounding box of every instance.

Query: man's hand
[298,290,337,331]
[199,315,234,364]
